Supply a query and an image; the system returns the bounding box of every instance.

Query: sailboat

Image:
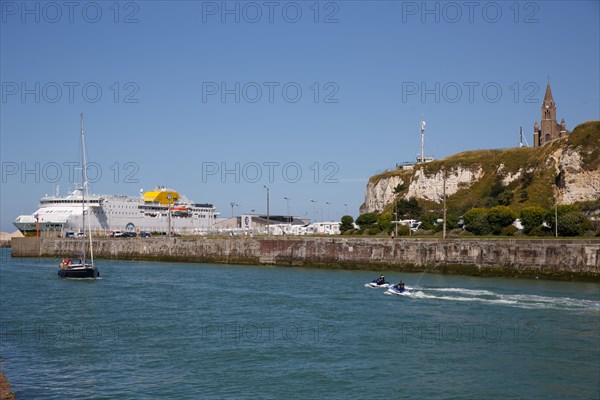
[58,114,100,279]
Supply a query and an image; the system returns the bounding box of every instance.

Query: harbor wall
[10,236,600,281]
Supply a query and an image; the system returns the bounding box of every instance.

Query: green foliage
[487,206,517,235]
[498,191,514,206]
[446,213,460,229]
[377,212,394,233]
[520,206,547,234]
[463,208,488,227]
[356,212,379,231]
[519,190,529,202]
[419,212,440,231]
[544,205,579,232]
[528,225,553,237]
[468,216,492,235]
[393,183,406,194]
[396,225,410,236]
[501,225,519,236]
[556,212,593,237]
[394,198,422,219]
[539,205,592,237]
[463,208,492,235]
[339,215,354,233]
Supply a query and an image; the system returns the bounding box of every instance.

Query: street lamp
[264,185,270,234]
[325,202,332,222]
[310,199,317,223]
[284,196,292,224]
[230,202,238,218]
[344,203,348,216]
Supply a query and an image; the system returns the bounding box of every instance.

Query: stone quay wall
[10,236,600,281]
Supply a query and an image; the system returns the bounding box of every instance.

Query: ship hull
[58,265,100,279]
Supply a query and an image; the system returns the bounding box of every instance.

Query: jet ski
[386,284,408,295]
[365,279,390,288]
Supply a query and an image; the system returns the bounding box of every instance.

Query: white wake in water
[397,286,600,311]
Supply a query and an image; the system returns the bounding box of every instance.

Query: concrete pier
[10,236,600,281]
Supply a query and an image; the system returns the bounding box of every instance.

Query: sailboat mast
[81,113,94,265]
[80,113,87,264]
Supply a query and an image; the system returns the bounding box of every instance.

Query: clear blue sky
[1,0,599,231]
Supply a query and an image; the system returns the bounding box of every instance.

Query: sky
[1,0,599,231]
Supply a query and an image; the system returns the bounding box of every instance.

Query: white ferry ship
[14,186,219,236]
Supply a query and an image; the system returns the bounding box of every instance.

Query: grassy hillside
[370,121,600,215]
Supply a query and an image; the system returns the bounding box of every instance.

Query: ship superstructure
[14,186,219,236]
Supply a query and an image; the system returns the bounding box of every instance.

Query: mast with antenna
[419,119,426,163]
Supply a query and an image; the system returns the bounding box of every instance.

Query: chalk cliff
[362,121,600,214]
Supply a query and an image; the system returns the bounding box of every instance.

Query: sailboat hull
[58,265,99,279]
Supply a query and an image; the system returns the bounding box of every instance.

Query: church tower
[533,81,569,147]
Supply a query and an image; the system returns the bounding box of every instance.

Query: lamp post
[310,199,317,223]
[344,203,348,216]
[443,171,447,240]
[284,197,292,224]
[34,213,39,238]
[264,185,270,234]
[325,202,332,222]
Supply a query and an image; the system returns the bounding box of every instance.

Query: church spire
[543,81,554,105]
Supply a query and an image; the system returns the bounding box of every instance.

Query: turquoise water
[1,248,599,399]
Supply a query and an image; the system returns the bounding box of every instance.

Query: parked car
[65,231,75,238]
[140,231,151,238]
[110,231,125,237]
[122,232,137,238]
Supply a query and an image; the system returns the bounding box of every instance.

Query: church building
[533,82,569,147]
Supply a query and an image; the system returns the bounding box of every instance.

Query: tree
[419,212,441,231]
[394,198,422,220]
[545,205,579,234]
[556,211,593,236]
[468,215,492,235]
[377,212,394,233]
[463,208,487,226]
[463,208,491,235]
[356,212,380,232]
[339,215,354,233]
[446,213,460,230]
[520,206,546,234]
[487,206,516,235]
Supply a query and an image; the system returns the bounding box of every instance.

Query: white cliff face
[362,176,404,213]
[406,166,484,202]
[363,129,599,215]
[362,166,484,213]
[556,149,600,204]
[498,163,522,186]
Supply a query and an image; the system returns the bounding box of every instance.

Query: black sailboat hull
[58,266,100,279]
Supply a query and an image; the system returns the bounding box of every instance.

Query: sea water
[1,248,598,399]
